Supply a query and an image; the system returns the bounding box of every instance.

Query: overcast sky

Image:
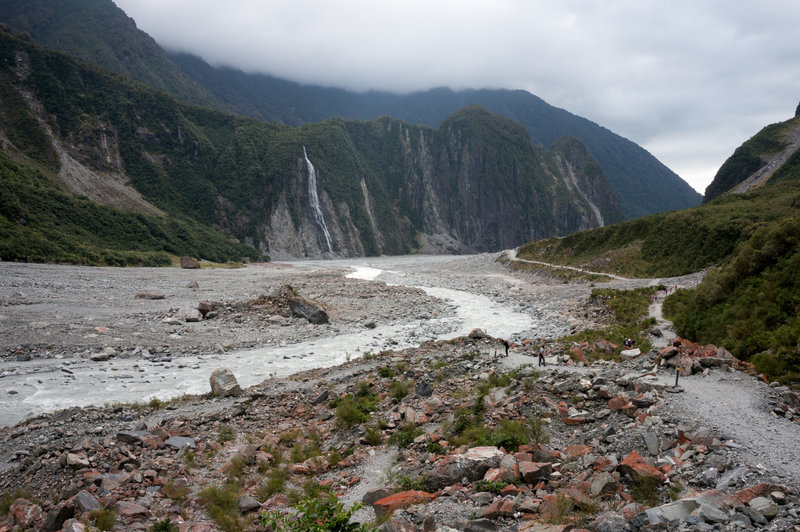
[113,0,800,194]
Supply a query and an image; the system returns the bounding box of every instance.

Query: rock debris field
[1,253,800,531]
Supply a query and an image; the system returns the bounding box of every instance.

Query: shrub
[256,467,289,500]
[161,480,188,501]
[334,391,377,429]
[0,490,35,515]
[88,509,116,531]
[388,423,423,448]
[260,492,375,531]
[199,483,247,532]
[389,380,410,401]
[150,518,179,532]
[476,480,509,494]
[630,476,661,506]
[378,366,394,378]
[397,475,426,491]
[363,424,382,446]
[216,424,235,443]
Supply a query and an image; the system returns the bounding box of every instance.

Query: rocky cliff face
[255,108,623,258]
[0,31,623,260]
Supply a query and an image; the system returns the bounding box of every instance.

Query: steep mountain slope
[0,0,218,108]
[704,103,800,202]
[0,29,619,261]
[171,53,700,219]
[0,0,700,220]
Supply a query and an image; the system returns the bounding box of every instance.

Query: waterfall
[303,146,333,253]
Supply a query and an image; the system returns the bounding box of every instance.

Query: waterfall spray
[303,146,333,253]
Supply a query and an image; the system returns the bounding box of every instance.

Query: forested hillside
[0,29,619,263]
[0,0,700,220]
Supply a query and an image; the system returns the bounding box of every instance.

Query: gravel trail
[648,294,800,490]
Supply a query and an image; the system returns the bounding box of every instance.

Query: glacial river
[0,256,554,427]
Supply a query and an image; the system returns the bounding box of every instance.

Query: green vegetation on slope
[517,182,800,278]
[663,216,800,384]
[0,152,259,265]
[0,0,219,108]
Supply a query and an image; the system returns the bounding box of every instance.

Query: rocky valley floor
[0,254,798,531]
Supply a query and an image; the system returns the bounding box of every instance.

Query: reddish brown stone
[10,499,42,529]
[735,483,786,505]
[618,451,666,482]
[565,445,592,458]
[372,490,435,519]
[561,416,589,425]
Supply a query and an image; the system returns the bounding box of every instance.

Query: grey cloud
[114,0,800,193]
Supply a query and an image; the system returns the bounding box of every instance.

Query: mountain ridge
[0,29,621,262]
[0,0,701,220]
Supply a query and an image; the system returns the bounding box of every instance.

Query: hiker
[501,339,510,357]
[538,346,546,366]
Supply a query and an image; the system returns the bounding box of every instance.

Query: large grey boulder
[210,368,241,397]
[279,285,329,324]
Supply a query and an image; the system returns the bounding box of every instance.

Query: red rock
[501,484,523,496]
[565,445,592,458]
[561,416,589,425]
[114,501,148,517]
[372,490,435,519]
[735,483,786,505]
[481,499,503,518]
[592,455,618,472]
[618,451,665,482]
[499,498,517,516]
[608,396,634,411]
[10,499,42,529]
[514,452,533,463]
[557,401,569,418]
[570,347,587,363]
[621,502,646,520]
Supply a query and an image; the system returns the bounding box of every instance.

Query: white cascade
[303,146,333,253]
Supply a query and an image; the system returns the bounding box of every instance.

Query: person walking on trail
[538,346,546,366]
[501,339,510,357]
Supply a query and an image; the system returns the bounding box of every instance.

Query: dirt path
[650,293,800,489]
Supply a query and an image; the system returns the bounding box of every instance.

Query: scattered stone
[180,256,200,269]
[209,367,241,397]
[135,291,165,299]
[749,496,779,519]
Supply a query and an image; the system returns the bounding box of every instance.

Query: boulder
[468,328,489,339]
[518,461,552,484]
[749,496,778,519]
[10,498,43,529]
[372,490,435,519]
[43,501,74,532]
[591,471,619,497]
[620,348,641,360]
[280,285,328,324]
[632,499,698,527]
[618,451,666,482]
[425,447,504,490]
[164,436,196,451]
[180,255,200,269]
[209,368,241,397]
[238,495,262,513]
[72,490,102,513]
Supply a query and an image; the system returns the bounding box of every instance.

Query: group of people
[623,337,636,348]
[496,338,548,366]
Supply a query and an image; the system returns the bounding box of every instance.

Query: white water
[0,261,543,427]
[303,146,334,254]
